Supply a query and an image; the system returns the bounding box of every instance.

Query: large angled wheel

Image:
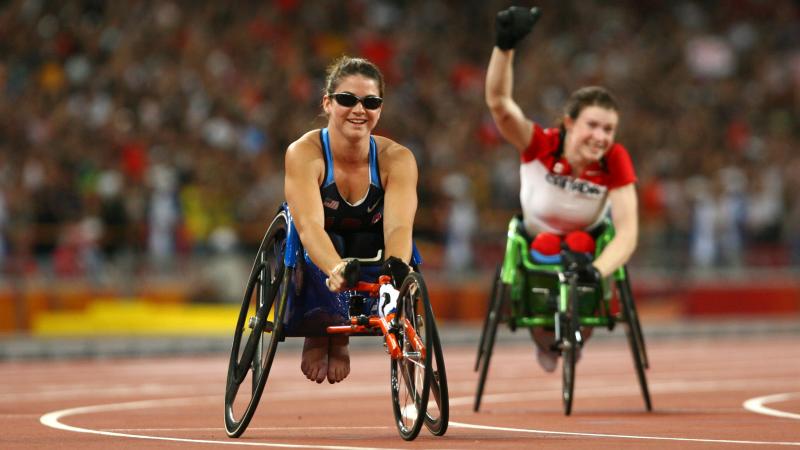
[619,267,649,368]
[473,267,507,412]
[225,211,290,438]
[561,274,580,416]
[390,272,432,441]
[423,297,449,436]
[475,265,502,372]
[617,267,652,412]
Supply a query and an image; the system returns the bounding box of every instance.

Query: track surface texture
[2,331,800,449]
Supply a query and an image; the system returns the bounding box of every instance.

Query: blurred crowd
[0,0,798,291]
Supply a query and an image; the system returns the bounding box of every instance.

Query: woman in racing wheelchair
[285,55,417,384]
[486,6,638,372]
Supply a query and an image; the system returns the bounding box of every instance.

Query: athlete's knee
[564,231,595,254]
[530,232,561,256]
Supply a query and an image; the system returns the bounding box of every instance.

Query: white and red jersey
[520,125,636,235]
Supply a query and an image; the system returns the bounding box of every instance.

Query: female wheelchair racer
[224,205,449,441]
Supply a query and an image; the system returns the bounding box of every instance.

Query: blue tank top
[319,128,385,260]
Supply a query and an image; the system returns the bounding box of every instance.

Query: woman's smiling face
[323,74,382,140]
[564,105,619,163]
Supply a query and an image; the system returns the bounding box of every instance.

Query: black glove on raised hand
[381,256,411,288]
[561,250,601,285]
[495,6,541,50]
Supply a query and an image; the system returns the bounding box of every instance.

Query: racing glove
[380,256,411,289]
[495,6,541,50]
[561,250,602,285]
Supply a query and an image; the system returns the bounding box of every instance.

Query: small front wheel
[561,274,579,416]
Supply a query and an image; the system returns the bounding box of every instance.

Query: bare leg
[530,327,558,372]
[301,336,329,383]
[326,335,350,384]
[531,327,556,352]
[581,326,593,342]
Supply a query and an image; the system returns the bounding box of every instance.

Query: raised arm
[486,6,541,152]
[593,183,639,277]
[284,135,345,287]
[486,48,533,151]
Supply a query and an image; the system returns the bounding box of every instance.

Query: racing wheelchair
[224,205,449,441]
[474,215,651,415]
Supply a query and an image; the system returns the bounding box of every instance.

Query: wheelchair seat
[501,215,615,319]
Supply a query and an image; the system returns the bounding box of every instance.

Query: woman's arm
[593,183,639,277]
[284,136,348,290]
[485,48,534,152]
[381,143,418,264]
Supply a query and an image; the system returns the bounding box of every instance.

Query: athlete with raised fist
[486,6,639,372]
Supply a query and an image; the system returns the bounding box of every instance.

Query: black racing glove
[381,256,411,288]
[561,250,601,285]
[495,6,541,50]
[341,258,360,289]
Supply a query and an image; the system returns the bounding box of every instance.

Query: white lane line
[0,384,202,403]
[449,421,800,446]
[9,380,395,404]
[39,396,402,450]
[41,393,800,448]
[744,393,800,420]
[104,427,390,432]
[451,377,800,407]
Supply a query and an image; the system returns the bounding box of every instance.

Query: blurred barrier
[32,300,238,336]
[683,281,800,316]
[1,272,799,336]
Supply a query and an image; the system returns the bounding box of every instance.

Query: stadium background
[0,0,798,344]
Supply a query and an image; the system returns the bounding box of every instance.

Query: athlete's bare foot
[326,335,350,384]
[530,327,558,372]
[301,336,329,383]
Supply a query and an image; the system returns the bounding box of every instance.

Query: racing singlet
[519,125,636,235]
[319,128,385,261]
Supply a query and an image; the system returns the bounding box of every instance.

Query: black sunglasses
[329,92,383,110]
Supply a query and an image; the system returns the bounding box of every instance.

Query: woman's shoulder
[292,129,323,147]
[287,129,323,156]
[374,135,417,172]
[374,135,412,159]
[606,142,632,159]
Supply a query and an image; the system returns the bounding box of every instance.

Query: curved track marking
[744,393,800,420]
[449,421,800,446]
[40,393,800,448]
[40,396,402,450]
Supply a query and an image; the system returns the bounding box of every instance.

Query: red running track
[2,335,800,449]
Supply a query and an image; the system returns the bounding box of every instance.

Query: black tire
[475,265,502,372]
[473,273,507,412]
[423,300,449,436]
[617,269,652,412]
[390,272,432,441]
[224,212,290,438]
[619,267,649,368]
[561,274,579,416]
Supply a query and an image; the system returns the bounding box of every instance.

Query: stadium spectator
[0,0,796,287]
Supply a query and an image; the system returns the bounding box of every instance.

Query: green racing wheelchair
[474,215,651,415]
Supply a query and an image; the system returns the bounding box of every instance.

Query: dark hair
[560,86,618,132]
[323,55,385,97]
